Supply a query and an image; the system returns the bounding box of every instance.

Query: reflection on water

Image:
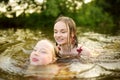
[25,64,60,80]
[70,60,120,78]
[24,58,120,80]
[0,28,120,80]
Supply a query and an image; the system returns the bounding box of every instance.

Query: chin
[57,42,65,45]
[30,62,39,65]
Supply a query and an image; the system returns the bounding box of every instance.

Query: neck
[58,44,73,56]
[61,44,68,50]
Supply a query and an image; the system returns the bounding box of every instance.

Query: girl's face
[54,21,69,46]
[30,42,53,65]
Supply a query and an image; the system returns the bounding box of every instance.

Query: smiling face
[54,16,78,48]
[30,40,55,66]
[54,21,69,46]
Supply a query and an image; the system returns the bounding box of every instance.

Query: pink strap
[77,46,82,56]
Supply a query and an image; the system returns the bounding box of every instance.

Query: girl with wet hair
[54,16,91,59]
[30,39,57,65]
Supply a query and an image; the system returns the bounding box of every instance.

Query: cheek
[65,33,68,38]
[40,58,52,65]
[40,54,53,63]
[47,54,53,61]
[63,33,68,39]
[45,54,53,61]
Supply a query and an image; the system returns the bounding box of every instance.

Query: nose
[34,52,38,56]
[55,32,61,37]
[33,51,39,56]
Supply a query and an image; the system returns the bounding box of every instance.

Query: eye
[61,31,66,33]
[54,30,57,33]
[61,30,67,33]
[40,50,47,54]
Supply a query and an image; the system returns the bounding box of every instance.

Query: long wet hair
[54,16,78,49]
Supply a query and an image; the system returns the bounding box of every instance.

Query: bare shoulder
[77,44,91,57]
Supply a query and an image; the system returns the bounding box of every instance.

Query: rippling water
[0,28,120,80]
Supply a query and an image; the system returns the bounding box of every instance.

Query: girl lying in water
[27,40,60,79]
[30,39,57,65]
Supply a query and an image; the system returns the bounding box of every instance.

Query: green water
[0,28,120,80]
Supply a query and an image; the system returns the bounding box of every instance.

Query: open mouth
[32,58,39,62]
[56,38,64,42]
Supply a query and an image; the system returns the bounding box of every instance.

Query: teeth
[57,39,63,41]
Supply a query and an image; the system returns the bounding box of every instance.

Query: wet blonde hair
[55,16,78,49]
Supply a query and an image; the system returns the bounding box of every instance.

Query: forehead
[35,41,52,49]
[54,21,67,29]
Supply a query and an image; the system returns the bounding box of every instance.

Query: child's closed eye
[40,50,47,54]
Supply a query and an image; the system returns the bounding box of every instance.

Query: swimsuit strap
[76,46,82,56]
[56,45,83,58]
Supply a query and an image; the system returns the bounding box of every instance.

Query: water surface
[0,28,120,80]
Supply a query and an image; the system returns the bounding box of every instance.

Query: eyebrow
[54,28,67,31]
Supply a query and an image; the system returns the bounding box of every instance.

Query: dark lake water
[0,28,120,80]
